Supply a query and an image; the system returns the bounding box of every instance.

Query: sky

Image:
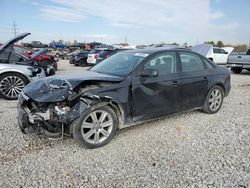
[0,0,250,45]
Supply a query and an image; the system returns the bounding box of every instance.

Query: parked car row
[0,33,58,99]
[68,47,134,66]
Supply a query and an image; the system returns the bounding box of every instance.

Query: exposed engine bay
[17,72,124,138]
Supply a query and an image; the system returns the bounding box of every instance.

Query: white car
[87,48,107,65]
[191,44,234,65]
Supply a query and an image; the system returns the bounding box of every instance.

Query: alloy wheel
[0,76,25,99]
[208,89,222,112]
[81,110,113,144]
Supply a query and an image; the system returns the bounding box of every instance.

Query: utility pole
[125,35,128,43]
[13,21,18,36]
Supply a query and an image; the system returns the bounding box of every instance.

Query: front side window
[180,52,205,72]
[144,52,177,75]
[213,48,221,54]
[14,46,30,54]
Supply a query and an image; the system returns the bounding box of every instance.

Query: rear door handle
[203,76,208,80]
[171,80,179,86]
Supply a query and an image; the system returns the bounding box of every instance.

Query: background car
[0,63,45,100]
[227,49,250,73]
[23,41,48,48]
[87,48,108,65]
[0,33,55,76]
[49,43,66,49]
[96,48,131,64]
[69,49,90,66]
[13,44,58,70]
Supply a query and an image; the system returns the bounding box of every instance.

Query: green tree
[205,41,215,45]
[216,41,224,47]
[58,39,64,44]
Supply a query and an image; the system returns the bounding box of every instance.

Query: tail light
[94,53,99,59]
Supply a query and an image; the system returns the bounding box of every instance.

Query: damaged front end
[17,74,120,138]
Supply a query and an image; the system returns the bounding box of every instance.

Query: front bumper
[17,92,89,136]
[29,70,46,82]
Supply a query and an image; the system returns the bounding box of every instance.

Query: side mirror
[140,68,159,78]
[225,51,228,54]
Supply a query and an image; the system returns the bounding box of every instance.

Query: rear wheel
[72,105,118,149]
[202,85,224,114]
[0,73,29,100]
[79,59,87,67]
[231,67,242,74]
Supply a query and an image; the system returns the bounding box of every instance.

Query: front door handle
[203,76,208,80]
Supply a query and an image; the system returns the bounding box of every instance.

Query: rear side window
[203,58,215,69]
[213,48,221,54]
[180,52,205,72]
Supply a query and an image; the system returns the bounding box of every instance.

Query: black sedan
[17,48,231,148]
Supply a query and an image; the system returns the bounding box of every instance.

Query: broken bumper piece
[17,92,89,137]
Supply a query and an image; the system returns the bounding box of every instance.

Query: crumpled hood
[23,71,123,102]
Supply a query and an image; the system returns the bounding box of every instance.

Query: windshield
[90,51,148,77]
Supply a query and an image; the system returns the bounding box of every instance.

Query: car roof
[125,47,192,54]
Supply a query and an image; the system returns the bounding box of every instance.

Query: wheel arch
[0,70,30,83]
[206,82,225,99]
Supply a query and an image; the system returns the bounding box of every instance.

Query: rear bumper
[87,58,96,65]
[227,63,250,69]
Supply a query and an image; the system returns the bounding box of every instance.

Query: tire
[72,105,118,149]
[201,85,224,114]
[231,67,242,74]
[0,73,29,100]
[79,59,87,67]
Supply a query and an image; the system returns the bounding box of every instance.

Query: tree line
[205,41,249,52]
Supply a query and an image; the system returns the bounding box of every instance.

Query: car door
[213,48,222,64]
[131,51,181,121]
[177,51,209,111]
[219,49,228,64]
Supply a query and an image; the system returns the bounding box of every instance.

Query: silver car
[0,63,46,100]
[0,33,46,100]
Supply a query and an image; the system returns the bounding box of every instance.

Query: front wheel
[72,105,118,149]
[202,86,224,114]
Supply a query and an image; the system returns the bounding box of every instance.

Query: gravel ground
[0,61,249,187]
